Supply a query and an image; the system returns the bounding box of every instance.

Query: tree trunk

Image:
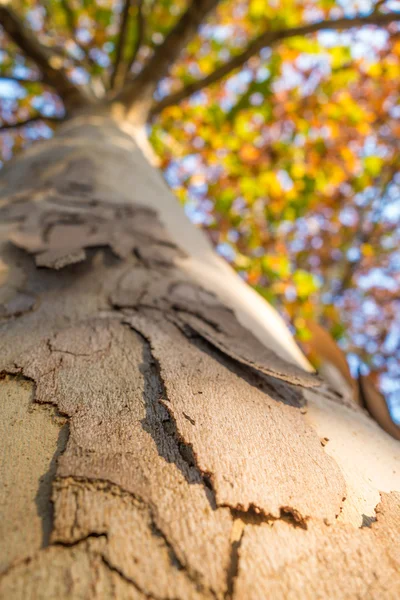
[0,112,399,599]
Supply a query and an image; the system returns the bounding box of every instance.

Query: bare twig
[125,0,144,78]
[114,0,220,119]
[333,207,371,298]
[151,10,400,116]
[0,114,64,132]
[60,0,76,37]
[330,165,394,299]
[0,73,43,84]
[111,0,133,90]
[46,0,98,75]
[374,0,388,11]
[0,3,91,110]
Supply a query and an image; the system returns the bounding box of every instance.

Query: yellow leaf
[292,163,306,179]
[361,243,374,258]
[249,0,266,17]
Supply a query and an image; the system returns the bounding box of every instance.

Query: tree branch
[0,3,91,111]
[0,114,64,132]
[115,0,220,119]
[0,74,43,84]
[151,10,400,116]
[110,0,133,90]
[125,0,144,79]
[60,0,76,37]
[56,0,99,75]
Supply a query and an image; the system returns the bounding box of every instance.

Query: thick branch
[358,374,400,440]
[0,114,63,132]
[0,4,91,110]
[115,0,220,119]
[111,0,133,90]
[151,10,400,115]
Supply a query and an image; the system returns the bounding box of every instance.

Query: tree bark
[0,112,399,599]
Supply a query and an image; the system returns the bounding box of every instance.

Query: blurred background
[1,0,399,420]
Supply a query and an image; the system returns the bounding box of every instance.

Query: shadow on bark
[361,513,377,528]
[137,330,216,508]
[35,420,70,547]
[188,333,306,410]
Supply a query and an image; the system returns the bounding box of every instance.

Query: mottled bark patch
[52,478,210,600]
[0,373,68,573]
[6,199,182,270]
[0,537,147,600]
[7,320,232,597]
[110,262,319,389]
[234,492,400,600]
[1,156,184,271]
[0,291,37,319]
[125,312,346,525]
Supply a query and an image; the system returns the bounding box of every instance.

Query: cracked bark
[124,310,345,525]
[0,114,399,599]
[234,492,400,599]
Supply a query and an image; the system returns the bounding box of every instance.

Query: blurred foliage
[1,0,400,416]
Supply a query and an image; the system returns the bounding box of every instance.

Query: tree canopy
[1,0,400,419]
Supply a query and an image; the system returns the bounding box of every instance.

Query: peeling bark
[0,114,399,598]
[125,311,345,524]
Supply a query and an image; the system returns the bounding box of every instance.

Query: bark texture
[0,115,399,599]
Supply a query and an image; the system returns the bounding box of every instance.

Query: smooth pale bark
[0,113,399,598]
